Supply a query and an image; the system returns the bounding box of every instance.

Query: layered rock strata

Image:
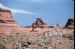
[0,8,74,49]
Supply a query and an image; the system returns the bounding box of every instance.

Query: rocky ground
[0,29,74,49]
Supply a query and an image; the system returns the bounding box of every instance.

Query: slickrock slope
[0,8,74,49]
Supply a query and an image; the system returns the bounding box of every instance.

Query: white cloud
[0,3,35,15]
[29,0,46,3]
[15,0,46,4]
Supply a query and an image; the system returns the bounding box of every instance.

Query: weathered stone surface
[0,8,16,24]
[0,8,74,49]
[65,18,74,29]
[0,29,74,49]
[32,18,48,28]
[0,8,19,34]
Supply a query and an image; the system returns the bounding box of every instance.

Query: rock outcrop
[0,8,74,49]
[65,18,74,29]
[0,8,20,34]
[0,8,16,24]
[32,18,48,28]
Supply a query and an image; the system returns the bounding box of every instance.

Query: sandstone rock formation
[65,18,74,29]
[31,18,48,31]
[32,18,48,28]
[0,29,74,49]
[0,8,20,34]
[0,8,74,49]
[0,8,16,24]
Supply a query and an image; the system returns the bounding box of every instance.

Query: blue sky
[0,0,74,26]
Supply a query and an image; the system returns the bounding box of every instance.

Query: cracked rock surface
[0,30,74,49]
